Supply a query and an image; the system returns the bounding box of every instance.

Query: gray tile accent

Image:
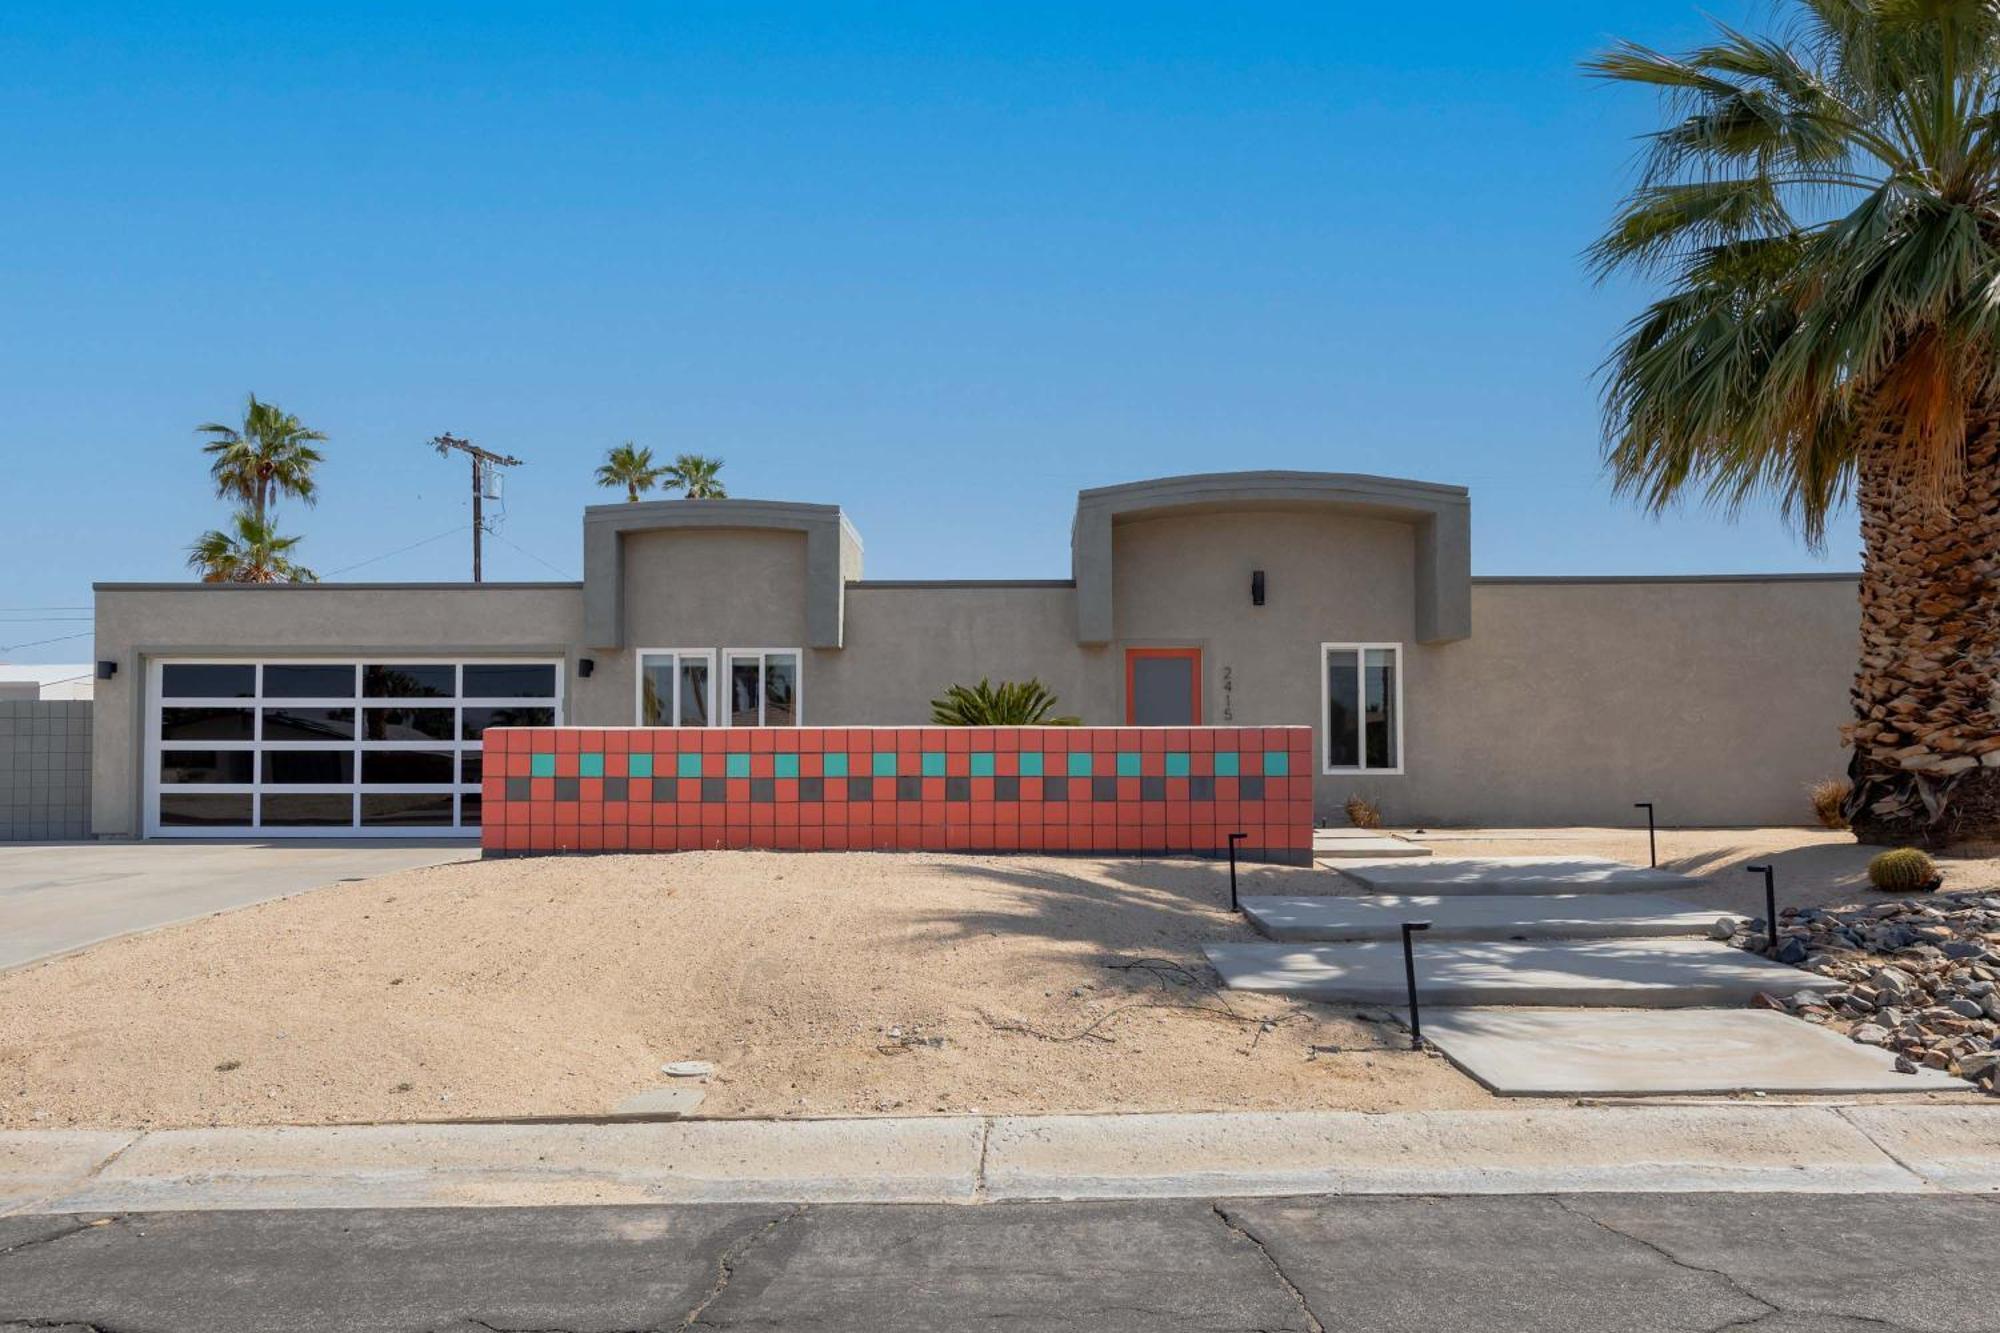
[0,700,93,840]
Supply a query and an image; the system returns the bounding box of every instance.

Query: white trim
[1319,641,1405,776]
[721,647,803,729]
[633,648,718,727]
[143,655,562,838]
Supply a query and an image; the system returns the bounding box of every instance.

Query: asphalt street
[2,1191,1994,1332]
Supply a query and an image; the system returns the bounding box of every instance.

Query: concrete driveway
[0,840,478,972]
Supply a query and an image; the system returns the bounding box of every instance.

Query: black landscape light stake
[1634,802,1657,867]
[1401,920,1432,1050]
[1227,832,1248,911]
[1747,864,1778,958]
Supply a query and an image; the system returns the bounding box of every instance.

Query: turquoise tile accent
[774,753,799,779]
[1067,752,1094,777]
[1165,753,1190,777]
[579,753,604,778]
[921,752,946,777]
[1214,751,1240,777]
[824,752,850,778]
[726,753,751,778]
[1263,750,1289,776]
[530,753,556,778]
[970,753,995,777]
[628,754,653,778]
[1019,752,1045,777]
[872,751,898,777]
[677,752,703,778]
[1116,752,1141,777]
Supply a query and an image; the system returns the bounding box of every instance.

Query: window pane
[680,659,710,727]
[1325,649,1360,769]
[262,751,356,784]
[161,664,254,698]
[261,793,354,827]
[160,707,254,741]
[365,664,455,698]
[159,750,254,785]
[639,655,675,726]
[730,657,761,727]
[158,792,252,826]
[460,706,555,740]
[361,751,457,785]
[262,707,355,741]
[462,663,556,698]
[364,707,455,741]
[1365,648,1399,770]
[764,654,797,727]
[361,792,454,826]
[263,664,355,698]
[460,752,483,786]
[459,792,482,827]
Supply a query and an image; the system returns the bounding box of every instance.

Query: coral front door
[1125,648,1202,726]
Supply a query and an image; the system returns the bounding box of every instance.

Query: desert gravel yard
[0,851,1477,1129]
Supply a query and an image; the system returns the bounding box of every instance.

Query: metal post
[1747,864,1778,958]
[1227,832,1247,912]
[1401,921,1431,1050]
[1633,802,1656,868]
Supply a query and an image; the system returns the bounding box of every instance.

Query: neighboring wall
[0,700,92,841]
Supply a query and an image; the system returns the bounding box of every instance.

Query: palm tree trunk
[1846,423,2000,846]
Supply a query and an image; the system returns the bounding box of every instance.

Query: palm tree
[186,511,317,584]
[665,453,727,499]
[594,442,663,502]
[1590,1,2000,846]
[197,394,327,528]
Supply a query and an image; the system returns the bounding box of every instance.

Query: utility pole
[428,434,523,582]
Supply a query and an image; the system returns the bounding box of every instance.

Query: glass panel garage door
[146,658,561,837]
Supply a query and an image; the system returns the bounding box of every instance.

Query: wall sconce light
[1251,570,1266,607]
[578,658,596,678]
[95,660,118,680]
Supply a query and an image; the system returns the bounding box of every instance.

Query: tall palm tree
[665,453,727,499]
[1590,1,2000,845]
[594,441,663,502]
[197,394,327,528]
[186,511,317,584]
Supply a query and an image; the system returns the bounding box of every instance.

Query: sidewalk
[5,1104,1995,1214]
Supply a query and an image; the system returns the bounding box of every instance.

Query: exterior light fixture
[95,660,117,680]
[578,658,596,678]
[1251,570,1266,606]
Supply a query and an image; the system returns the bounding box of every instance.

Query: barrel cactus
[1867,848,1939,893]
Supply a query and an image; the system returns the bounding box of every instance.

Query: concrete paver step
[1420,1008,1965,1097]
[1336,856,1702,896]
[1202,937,1834,1008]
[1312,829,1432,859]
[1238,893,1719,943]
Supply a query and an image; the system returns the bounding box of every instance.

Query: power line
[488,532,577,581]
[323,524,473,577]
[0,631,92,653]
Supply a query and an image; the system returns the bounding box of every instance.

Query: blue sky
[0,0,1828,663]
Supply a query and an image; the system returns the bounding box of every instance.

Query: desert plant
[595,442,663,502]
[1345,794,1382,830]
[665,453,727,499]
[1808,779,1852,831]
[1589,4,2000,844]
[186,510,317,584]
[930,678,1080,726]
[1868,847,1940,893]
[197,393,326,528]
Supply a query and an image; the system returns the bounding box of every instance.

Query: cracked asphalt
[1,1193,1994,1331]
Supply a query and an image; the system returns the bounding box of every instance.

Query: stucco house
[89,470,1858,839]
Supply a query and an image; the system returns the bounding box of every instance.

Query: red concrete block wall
[481,725,1313,864]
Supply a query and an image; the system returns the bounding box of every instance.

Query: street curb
[2,1104,1995,1214]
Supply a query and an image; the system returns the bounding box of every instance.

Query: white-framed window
[723,648,800,727]
[635,649,716,726]
[1321,642,1402,774]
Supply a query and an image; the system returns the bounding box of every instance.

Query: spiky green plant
[595,442,663,502]
[665,453,727,499]
[197,394,326,529]
[186,510,317,584]
[1867,846,1939,891]
[929,678,1080,726]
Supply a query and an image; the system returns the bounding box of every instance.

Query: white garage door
[144,658,562,837]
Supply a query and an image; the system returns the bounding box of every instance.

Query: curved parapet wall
[481,724,1312,864]
[1071,470,1471,645]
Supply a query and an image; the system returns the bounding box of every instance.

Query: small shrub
[1345,794,1382,830]
[1807,778,1851,830]
[214,1059,241,1073]
[930,678,1080,726]
[1868,847,1939,893]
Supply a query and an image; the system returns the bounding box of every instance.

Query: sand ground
[5,828,1992,1130]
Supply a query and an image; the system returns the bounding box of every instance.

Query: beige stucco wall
[91,583,585,837]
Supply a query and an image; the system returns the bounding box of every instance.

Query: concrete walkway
[1336,856,1702,895]
[1239,892,1717,942]
[0,839,477,972]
